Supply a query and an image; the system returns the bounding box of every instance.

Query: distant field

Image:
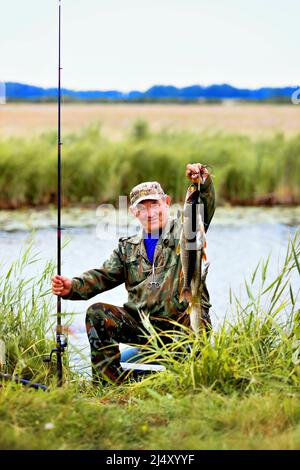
[1,103,300,138]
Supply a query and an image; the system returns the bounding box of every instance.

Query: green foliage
[130,118,150,141]
[0,124,299,208]
[0,234,66,384]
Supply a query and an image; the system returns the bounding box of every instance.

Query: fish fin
[176,243,181,255]
[202,251,207,262]
[178,271,183,294]
[179,288,192,303]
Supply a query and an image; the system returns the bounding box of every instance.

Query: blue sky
[1,0,299,91]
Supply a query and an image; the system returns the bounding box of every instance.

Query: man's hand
[51,274,72,297]
[186,163,209,184]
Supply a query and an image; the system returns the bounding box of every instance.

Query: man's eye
[136,207,147,214]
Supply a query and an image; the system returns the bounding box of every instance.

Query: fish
[177,180,209,333]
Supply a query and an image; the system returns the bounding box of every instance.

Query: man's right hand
[51,274,72,297]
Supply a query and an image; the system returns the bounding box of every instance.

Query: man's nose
[147,207,157,216]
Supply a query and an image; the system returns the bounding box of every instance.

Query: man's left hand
[185,163,209,183]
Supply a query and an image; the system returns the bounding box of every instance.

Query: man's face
[130,196,171,233]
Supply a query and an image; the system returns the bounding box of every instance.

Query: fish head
[185,184,200,205]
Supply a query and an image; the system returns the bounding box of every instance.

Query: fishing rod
[0,2,66,392]
[46,0,67,387]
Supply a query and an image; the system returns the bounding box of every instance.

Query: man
[51,163,215,384]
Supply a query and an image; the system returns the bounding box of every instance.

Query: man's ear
[129,206,137,216]
[165,195,171,206]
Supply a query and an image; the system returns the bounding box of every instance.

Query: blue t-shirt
[144,233,159,264]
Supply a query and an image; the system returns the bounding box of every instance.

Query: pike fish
[177,180,209,333]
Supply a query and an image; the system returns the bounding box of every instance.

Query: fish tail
[179,287,192,303]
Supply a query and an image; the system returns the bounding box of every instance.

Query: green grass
[0,229,299,449]
[1,387,300,450]
[0,122,299,208]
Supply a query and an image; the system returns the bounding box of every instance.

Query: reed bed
[0,122,299,209]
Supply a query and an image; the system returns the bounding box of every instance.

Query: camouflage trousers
[85,302,211,384]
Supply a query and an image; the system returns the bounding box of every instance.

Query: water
[0,206,299,374]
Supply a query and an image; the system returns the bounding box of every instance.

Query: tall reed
[0,123,299,208]
[0,233,64,384]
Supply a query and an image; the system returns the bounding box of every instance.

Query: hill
[4,82,299,102]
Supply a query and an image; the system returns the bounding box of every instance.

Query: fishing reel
[43,334,68,364]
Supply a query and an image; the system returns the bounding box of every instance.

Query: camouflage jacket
[62,176,216,321]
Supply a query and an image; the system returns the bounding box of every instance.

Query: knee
[85,302,106,324]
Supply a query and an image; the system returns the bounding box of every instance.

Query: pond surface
[0,205,299,375]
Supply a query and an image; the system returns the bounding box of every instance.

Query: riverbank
[1,386,300,450]
[0,229,299,450]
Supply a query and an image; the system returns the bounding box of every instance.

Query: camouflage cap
[129,181,165,208]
